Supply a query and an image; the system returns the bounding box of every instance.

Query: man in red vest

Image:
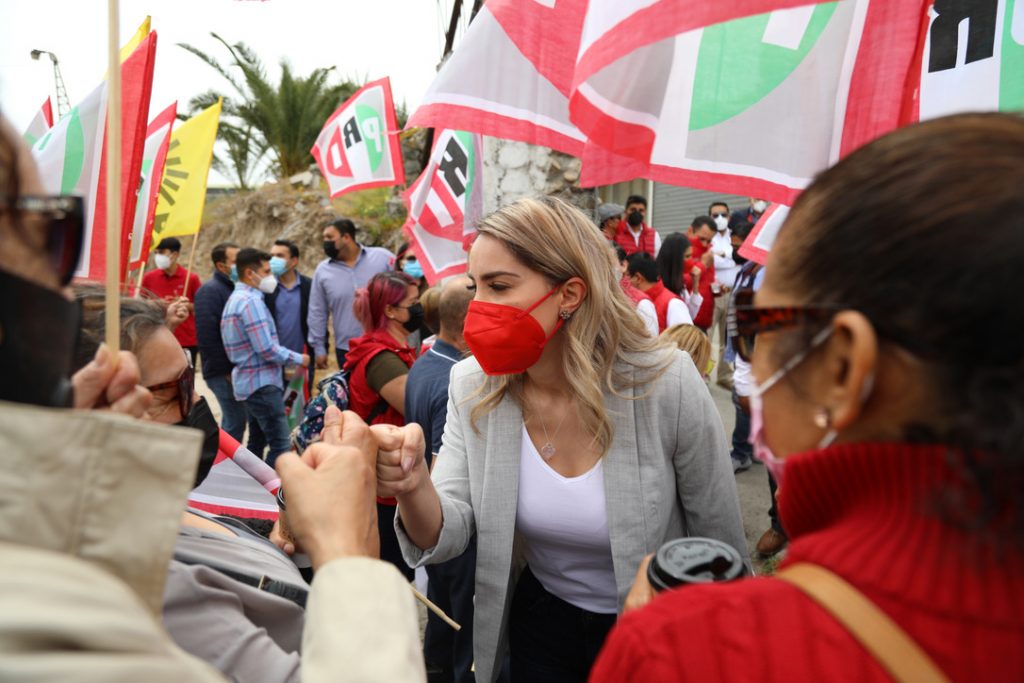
[625,252,690,332]
[615,194,661,257]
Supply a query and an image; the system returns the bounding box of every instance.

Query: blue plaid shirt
[221,284,304,400]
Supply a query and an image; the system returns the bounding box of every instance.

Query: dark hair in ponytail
[776,112,1024,551]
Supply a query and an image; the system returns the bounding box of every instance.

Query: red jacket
[615,222,657,257]
[343,330,417,505]
[643,281,678,332]
[591,443,1024,682]
[343,329,416,427]
[684,258,714,329]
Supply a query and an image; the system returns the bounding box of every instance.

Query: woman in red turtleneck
[591,113,1024,682]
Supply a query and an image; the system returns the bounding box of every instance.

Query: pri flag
[152,99,221,242]
[22,98,53,146]
[402,130,483,284]
[187,429,280,520]
[411,0,1023,207]
[31,32,157,281]
[311,77,405,198]
[127,102,176,272]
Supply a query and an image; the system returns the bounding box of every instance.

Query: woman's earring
[813,408,831,429]
[559,310,572,320]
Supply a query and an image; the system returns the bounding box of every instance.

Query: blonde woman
[661,324,713,380]
[376,196,746,683]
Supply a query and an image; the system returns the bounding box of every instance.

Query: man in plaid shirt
[221,248,309,464]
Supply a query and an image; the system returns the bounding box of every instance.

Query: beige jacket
[0,400,424,682]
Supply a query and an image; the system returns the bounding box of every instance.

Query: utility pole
[30,49,70,120]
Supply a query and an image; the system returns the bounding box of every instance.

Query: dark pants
[205,374,251,443]
[768,472,787,536]
[730,389,752,464]
[424,538,478,683]
[509,567,616,683]
[377,502,414,581]
[335,348,348,371]
[244,385,292,466]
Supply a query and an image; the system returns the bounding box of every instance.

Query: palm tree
[179,33,358,186]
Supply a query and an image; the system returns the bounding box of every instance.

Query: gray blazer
[396,350,747,683]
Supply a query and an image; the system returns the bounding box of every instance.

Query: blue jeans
[243,385,292,466]
[205,374,248,443]
[730,389,752,463]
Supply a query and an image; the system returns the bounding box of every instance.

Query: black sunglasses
[727,288,840,363]
[2,195,85,285]
[146,358,195,419]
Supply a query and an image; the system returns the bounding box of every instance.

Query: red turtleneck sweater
[591,443,1024,682]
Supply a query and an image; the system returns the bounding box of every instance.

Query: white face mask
[714,215,729,231]
[753,200,768,214]
[258,274,278,294]
[748,327,837,487]
[154,253,172,270]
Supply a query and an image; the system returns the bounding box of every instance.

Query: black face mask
[733,251,748,265]
[402,303,425,333]
[323,240,340,259]
[627,210,644,228]
[0,269,78,408]
[175,396,220,488]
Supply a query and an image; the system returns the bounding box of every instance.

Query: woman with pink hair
[343,270,422,580]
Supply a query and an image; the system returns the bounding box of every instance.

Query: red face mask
[689,235,709,258]
[463,285,563,376]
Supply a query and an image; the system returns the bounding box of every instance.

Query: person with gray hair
[596,202,624,242]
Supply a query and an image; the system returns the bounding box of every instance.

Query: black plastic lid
[647,537,745,592]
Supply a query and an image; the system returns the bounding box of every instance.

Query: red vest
[644,281,679,332]
[615,223,657,257]
[619,275,650,306]
[343,330,416,427]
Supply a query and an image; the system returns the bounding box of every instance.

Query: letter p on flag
[311,77,405,198]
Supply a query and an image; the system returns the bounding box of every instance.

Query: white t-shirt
[636,299,659,337]
[666,297,694,326]
[711,230,738,288]
[516,425,618,614]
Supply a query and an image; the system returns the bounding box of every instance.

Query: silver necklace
[532,401,571,460]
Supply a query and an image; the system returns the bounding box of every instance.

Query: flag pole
[105,0,122,357]
[184,228,200,299]
[135,261,145,298]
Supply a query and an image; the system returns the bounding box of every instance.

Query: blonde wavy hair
[468,196,673,454]
[661,324,712,377]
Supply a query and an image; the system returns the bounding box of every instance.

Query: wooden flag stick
[134,261,145,298]
[183,229,200,298]
[410,585,462,631]
[105,0,122,356]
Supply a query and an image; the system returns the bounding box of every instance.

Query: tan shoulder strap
[776,563,950,683]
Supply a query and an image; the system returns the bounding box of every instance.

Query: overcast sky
[0,0,456,184]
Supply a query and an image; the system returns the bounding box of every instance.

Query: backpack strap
[776,563,949,683]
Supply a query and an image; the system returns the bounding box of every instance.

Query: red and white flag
[311,77,405,198]
[22,98,54,146]
[187,430,280,521]
[402,129,483,284]
[30,32,157,281]
[127,102,176,273]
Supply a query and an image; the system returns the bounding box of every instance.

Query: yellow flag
[151,99,221,242]
[120,17,151,62]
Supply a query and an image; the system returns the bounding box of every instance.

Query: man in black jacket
[266,239,313,389]
[194,242,251,441]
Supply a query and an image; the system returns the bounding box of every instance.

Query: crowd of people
[2,107,1022,683]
